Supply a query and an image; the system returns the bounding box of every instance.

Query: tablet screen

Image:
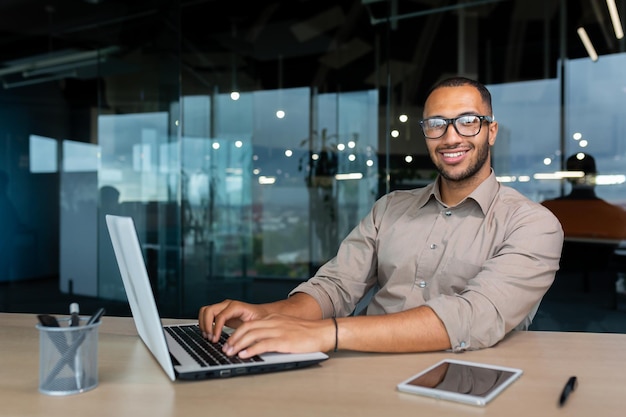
[397,359,523,406]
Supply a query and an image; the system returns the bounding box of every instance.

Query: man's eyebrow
[456,111,482,116]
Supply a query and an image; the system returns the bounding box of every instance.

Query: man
[199,76,564,358]
[542,152,626,240]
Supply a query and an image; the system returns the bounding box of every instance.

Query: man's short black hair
[426,76,493,115]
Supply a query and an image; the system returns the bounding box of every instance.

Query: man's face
[422,85,498,183]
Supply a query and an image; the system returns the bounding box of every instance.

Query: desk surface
[2,312,625,417]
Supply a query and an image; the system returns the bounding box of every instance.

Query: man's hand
[220,314,336,358]
[198,299,270,343]
[198,293,323,345]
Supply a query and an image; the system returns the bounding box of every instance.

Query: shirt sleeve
[426,203,564,352]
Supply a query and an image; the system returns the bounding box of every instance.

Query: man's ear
[488,120,498,146]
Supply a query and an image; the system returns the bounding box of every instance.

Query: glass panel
[564,53,626,205]
[313,90,379,263]
[180,91,255,311]
[489,78,561,202]
[59,140,99,296]
[98,112,180,311]
[251,87,311,279]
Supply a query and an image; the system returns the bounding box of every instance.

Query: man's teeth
[443,151,465,158]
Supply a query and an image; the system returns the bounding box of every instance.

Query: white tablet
[396,359,523,407]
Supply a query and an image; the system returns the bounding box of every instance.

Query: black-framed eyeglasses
[419,115,494,139]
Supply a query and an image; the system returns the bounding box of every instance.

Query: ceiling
[0,0,623,106]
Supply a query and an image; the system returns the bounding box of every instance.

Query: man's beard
[434,136,490,182]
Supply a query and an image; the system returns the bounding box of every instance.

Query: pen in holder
[69,303,82,390]
[36,317,101,395]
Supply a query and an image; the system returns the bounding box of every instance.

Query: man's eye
[458,116,478,125]
[428,119,446,128]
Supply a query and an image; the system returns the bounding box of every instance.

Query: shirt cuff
[288,282,335,319]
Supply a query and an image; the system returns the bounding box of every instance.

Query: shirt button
[459,341,466,348]
[445,210,452,216]
[417,280,427,288]
[430,243,437,249]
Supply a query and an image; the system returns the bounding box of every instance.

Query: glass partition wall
[1,0,625,319]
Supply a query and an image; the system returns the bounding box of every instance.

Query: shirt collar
[420,170,499,215]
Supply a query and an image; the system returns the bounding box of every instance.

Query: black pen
[87,307,106,325]
[37,314,75,372]
[37,314,61,328]
[559,376,578,407]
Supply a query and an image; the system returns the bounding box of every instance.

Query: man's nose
[440,122,462,141]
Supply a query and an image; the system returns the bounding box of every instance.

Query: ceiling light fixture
[577,27,598,61]
[606,0,624,39]
[22,57,106,78]
[0,46,119,78]
[2,71,77,89]
[0,46,120,89]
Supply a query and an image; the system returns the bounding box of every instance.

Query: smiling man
[199,76,564,358]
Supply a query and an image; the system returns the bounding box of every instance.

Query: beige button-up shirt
[290,172,564,351]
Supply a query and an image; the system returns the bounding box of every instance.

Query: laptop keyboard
[164,324,264,367]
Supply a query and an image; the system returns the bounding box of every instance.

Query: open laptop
[105,214,329,381]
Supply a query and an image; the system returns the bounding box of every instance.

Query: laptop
[105,214,329,381]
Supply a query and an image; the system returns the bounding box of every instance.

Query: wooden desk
[2,312,625,417]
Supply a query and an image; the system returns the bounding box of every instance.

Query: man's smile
[442,150,466,158]
[439,149,470,163]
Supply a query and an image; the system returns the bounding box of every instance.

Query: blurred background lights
[391,129,399,138]
[276,110,285,119]
[399,114,408,123]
